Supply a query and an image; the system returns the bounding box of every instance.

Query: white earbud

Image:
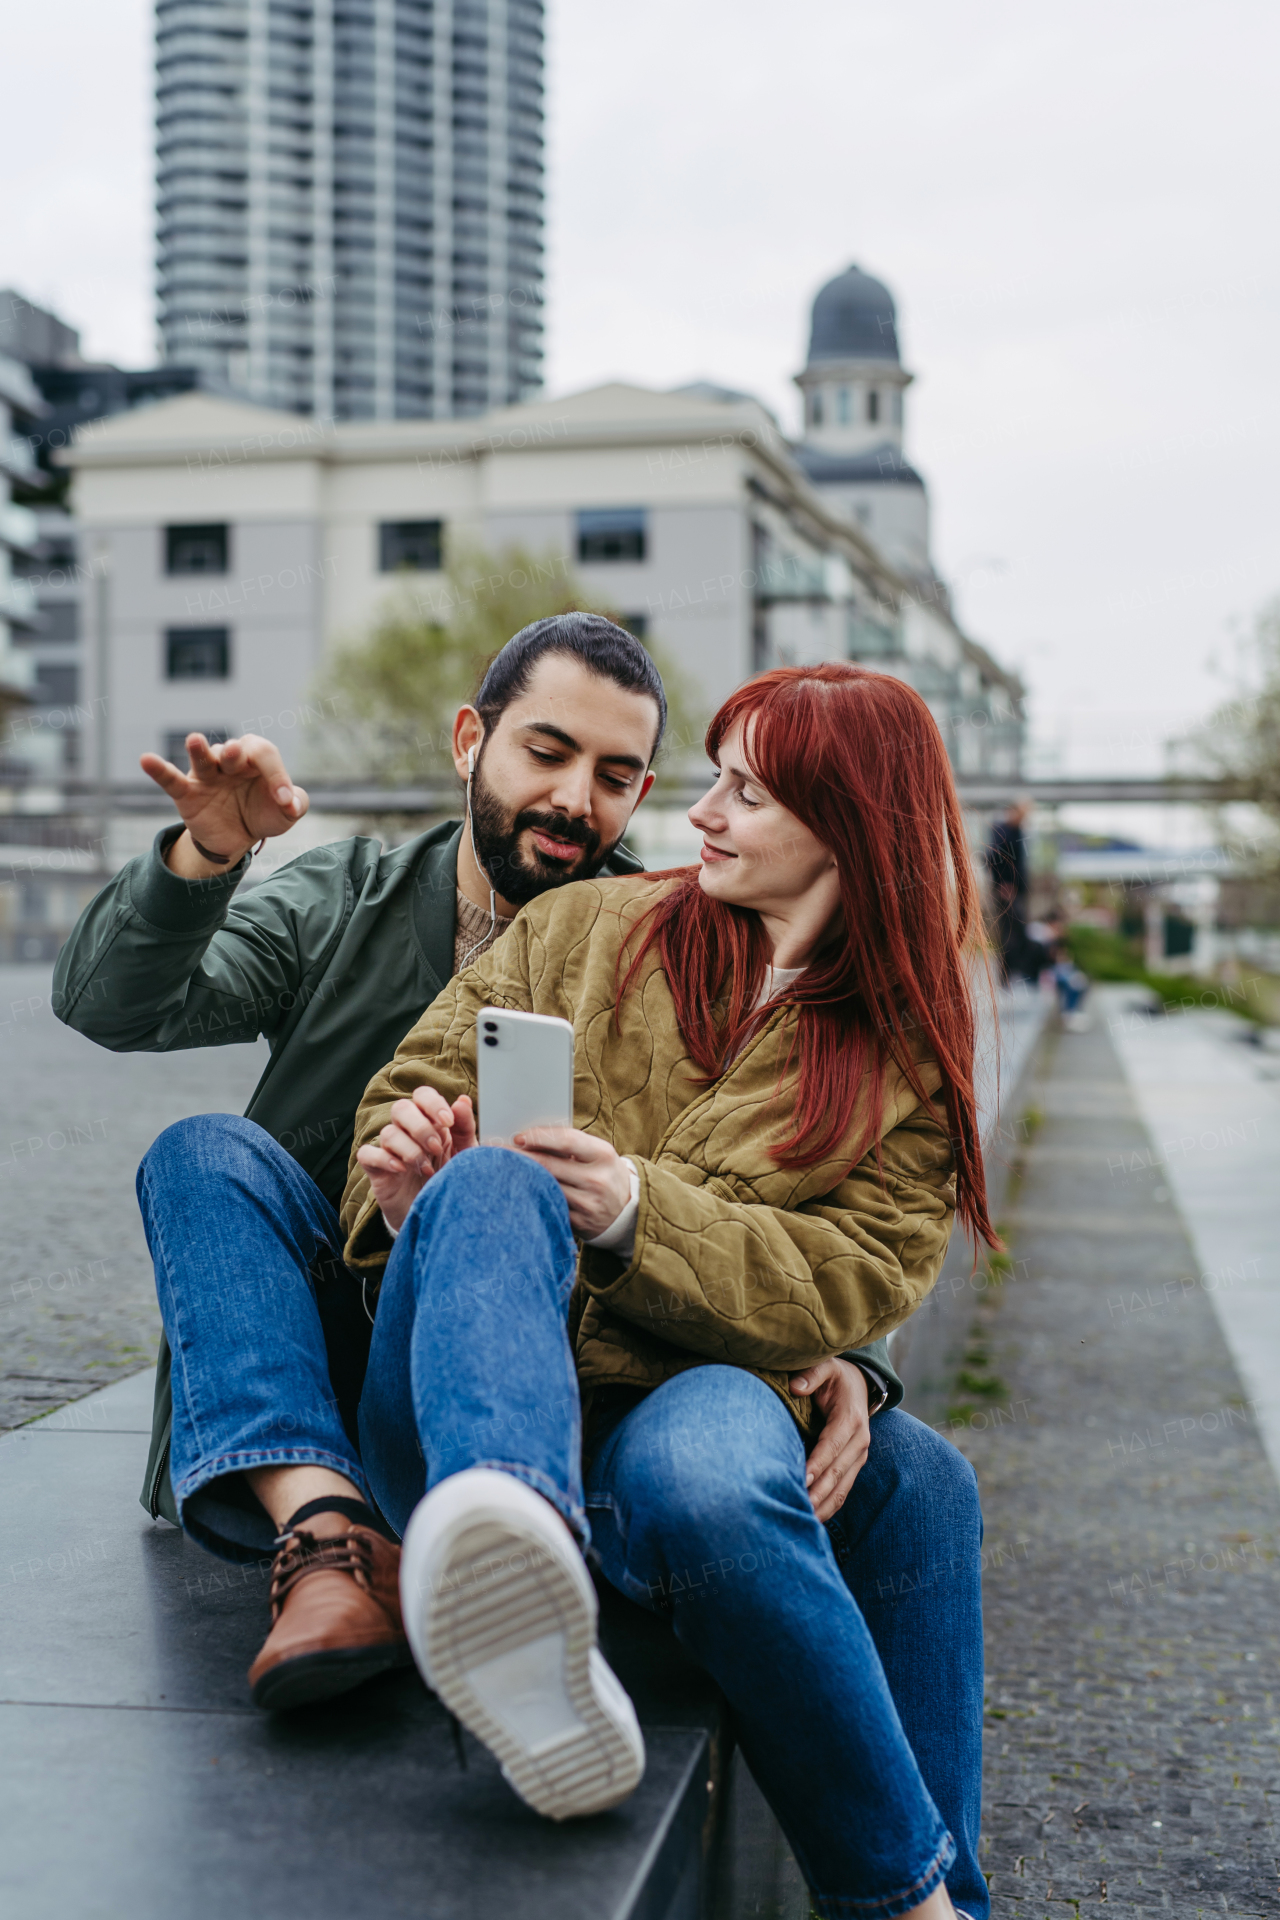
[460,734,497,971]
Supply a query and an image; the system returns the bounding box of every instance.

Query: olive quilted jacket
[342,876,957,1437]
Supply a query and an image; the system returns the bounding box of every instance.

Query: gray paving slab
[23,1362,156,1432]
[961,1016,1280,1917]
[0,1396,767,1919]
[0,1701,710,1920]
[0,962,268,1428]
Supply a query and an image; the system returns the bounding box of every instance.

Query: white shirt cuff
[384,1217,399,1241]
[586,1158,640,1260]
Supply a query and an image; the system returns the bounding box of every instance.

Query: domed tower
[793,264,931,579]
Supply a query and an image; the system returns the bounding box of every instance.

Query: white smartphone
[475,1007,575,1148]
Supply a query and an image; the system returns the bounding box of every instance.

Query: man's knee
[866,1411,981,1533]
[626,1373,809,1553]
[138,1113,294,1205]
[142,1112,258,1177]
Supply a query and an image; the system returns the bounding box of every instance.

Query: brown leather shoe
[248,1511,412,1710]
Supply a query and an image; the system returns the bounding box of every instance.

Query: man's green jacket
[52,820,903,1525]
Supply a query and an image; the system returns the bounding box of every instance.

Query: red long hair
[620,663,998,1247]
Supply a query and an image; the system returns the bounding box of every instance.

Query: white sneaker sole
[401,1471,644,1821]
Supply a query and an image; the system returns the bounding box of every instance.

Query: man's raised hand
[139,733,310,877]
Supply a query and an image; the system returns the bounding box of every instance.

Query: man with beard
[53,610,901,1710]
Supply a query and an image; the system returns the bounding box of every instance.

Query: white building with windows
[54,370,1022,787]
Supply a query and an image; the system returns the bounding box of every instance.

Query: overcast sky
[5,0,1277,799]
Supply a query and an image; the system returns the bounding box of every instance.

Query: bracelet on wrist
[190,834,245,867]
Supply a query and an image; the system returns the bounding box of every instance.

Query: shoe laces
[267,1525,375,1618]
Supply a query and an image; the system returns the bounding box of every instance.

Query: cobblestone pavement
[960,1015,1280,1916]
[0,964,267,1429]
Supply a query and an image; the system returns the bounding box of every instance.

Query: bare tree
[1180,597,1280,852]
[299,542,704,798]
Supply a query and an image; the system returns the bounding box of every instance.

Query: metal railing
[0,772,1246,814]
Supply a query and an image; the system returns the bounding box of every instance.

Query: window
[891,391,903,426]
[164,729,229,770]
[866,389,880,425]
[34,664,79,707]
[166,524,228,575]
[577,508,646,564]
[809,390,823,429]
[39,602,79,642]
[379,520,443,571]
[836,386,851,425]
[166,627,230,679]
[618,614,647,639]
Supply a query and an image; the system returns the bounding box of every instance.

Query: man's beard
[468,758,613,907]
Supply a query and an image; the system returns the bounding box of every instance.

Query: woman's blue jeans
[138,1114,987,1920]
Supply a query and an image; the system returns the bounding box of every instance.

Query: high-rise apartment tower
[156,0,545,419]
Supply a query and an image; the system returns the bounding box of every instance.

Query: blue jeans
[1053,961,1086,1014]
[138,1115,987,1920]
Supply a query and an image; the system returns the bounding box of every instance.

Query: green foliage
[1063,924,1256,1018]
[1063,923,1147,982]
[302,542,705,787]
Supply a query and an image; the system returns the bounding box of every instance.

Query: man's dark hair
[474,611,667,758]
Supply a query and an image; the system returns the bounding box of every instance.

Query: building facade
[0,351,41,739]
[0,292,210,781]
[55,380,1023,786]
[156,0,546,420]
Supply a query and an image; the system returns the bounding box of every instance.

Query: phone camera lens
[483,1022,498,1032]
[483,1035,498,1047]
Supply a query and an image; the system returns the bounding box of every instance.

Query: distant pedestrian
[985,798,1033,984]
[1042,908,1091,1031]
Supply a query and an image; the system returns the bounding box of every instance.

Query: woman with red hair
[348,664,995,1920]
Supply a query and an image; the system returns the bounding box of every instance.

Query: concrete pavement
[969,1005,1280,1916]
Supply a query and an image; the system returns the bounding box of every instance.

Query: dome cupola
[793,261,929,576]
[807,265,900,364]
[795,260,913,458]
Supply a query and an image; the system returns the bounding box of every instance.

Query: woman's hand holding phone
[511,1127,633,1239]
[356,1086,477,1233]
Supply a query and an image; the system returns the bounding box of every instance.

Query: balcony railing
[0,575,41,627]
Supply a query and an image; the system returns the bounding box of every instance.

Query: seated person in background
[1041,908,1091,1031]
[343,663,995,1920]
